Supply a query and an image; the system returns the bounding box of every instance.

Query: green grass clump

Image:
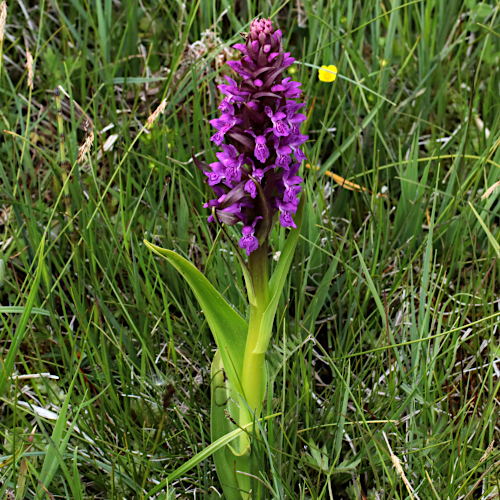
[1,0,500,498]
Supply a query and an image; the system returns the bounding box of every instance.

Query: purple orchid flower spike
[196,17,308,255]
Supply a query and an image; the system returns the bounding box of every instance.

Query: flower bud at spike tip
[197,18,308,255]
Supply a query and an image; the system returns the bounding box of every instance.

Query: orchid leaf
[144,241,248,393]
[211,350,251,500]
[255,195,305,353]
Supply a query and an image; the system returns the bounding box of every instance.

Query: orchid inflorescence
[195,18,308,256]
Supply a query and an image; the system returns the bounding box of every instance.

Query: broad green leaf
[211,350,251,500]
[255,196,305,353]
[144,241,248,393]
[0,236,45,398]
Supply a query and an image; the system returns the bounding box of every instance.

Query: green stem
[241,241,270,422]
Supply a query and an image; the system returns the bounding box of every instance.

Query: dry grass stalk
[383,432,416,500]
[391,454,414,500]
[0,1,6,77]
[481,179,500,200]
[187,29,234,69]
[146,99,167,129]
[171,29,235,90]
[0,1,6,43]
[77,130,94,165]
[26,49,33,89]
[4,489,15,500]
[297,0,307,28]
[480,440,495,463]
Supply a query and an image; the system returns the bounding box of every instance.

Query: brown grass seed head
[26,49,33,89]
[0,1,7,43]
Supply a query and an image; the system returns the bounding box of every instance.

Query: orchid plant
[145,18,307,499]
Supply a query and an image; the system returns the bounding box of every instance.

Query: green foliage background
[1,0,500,498]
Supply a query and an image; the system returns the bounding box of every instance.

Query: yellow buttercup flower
[318,65,338,82]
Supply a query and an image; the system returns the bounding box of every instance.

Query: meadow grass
[1,0,500,498]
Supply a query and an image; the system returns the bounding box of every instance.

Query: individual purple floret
[246,130,270,163]
[282,163,303,202]
[239,217,263,255]
[194,17,308,255]
[265,106,290,137]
